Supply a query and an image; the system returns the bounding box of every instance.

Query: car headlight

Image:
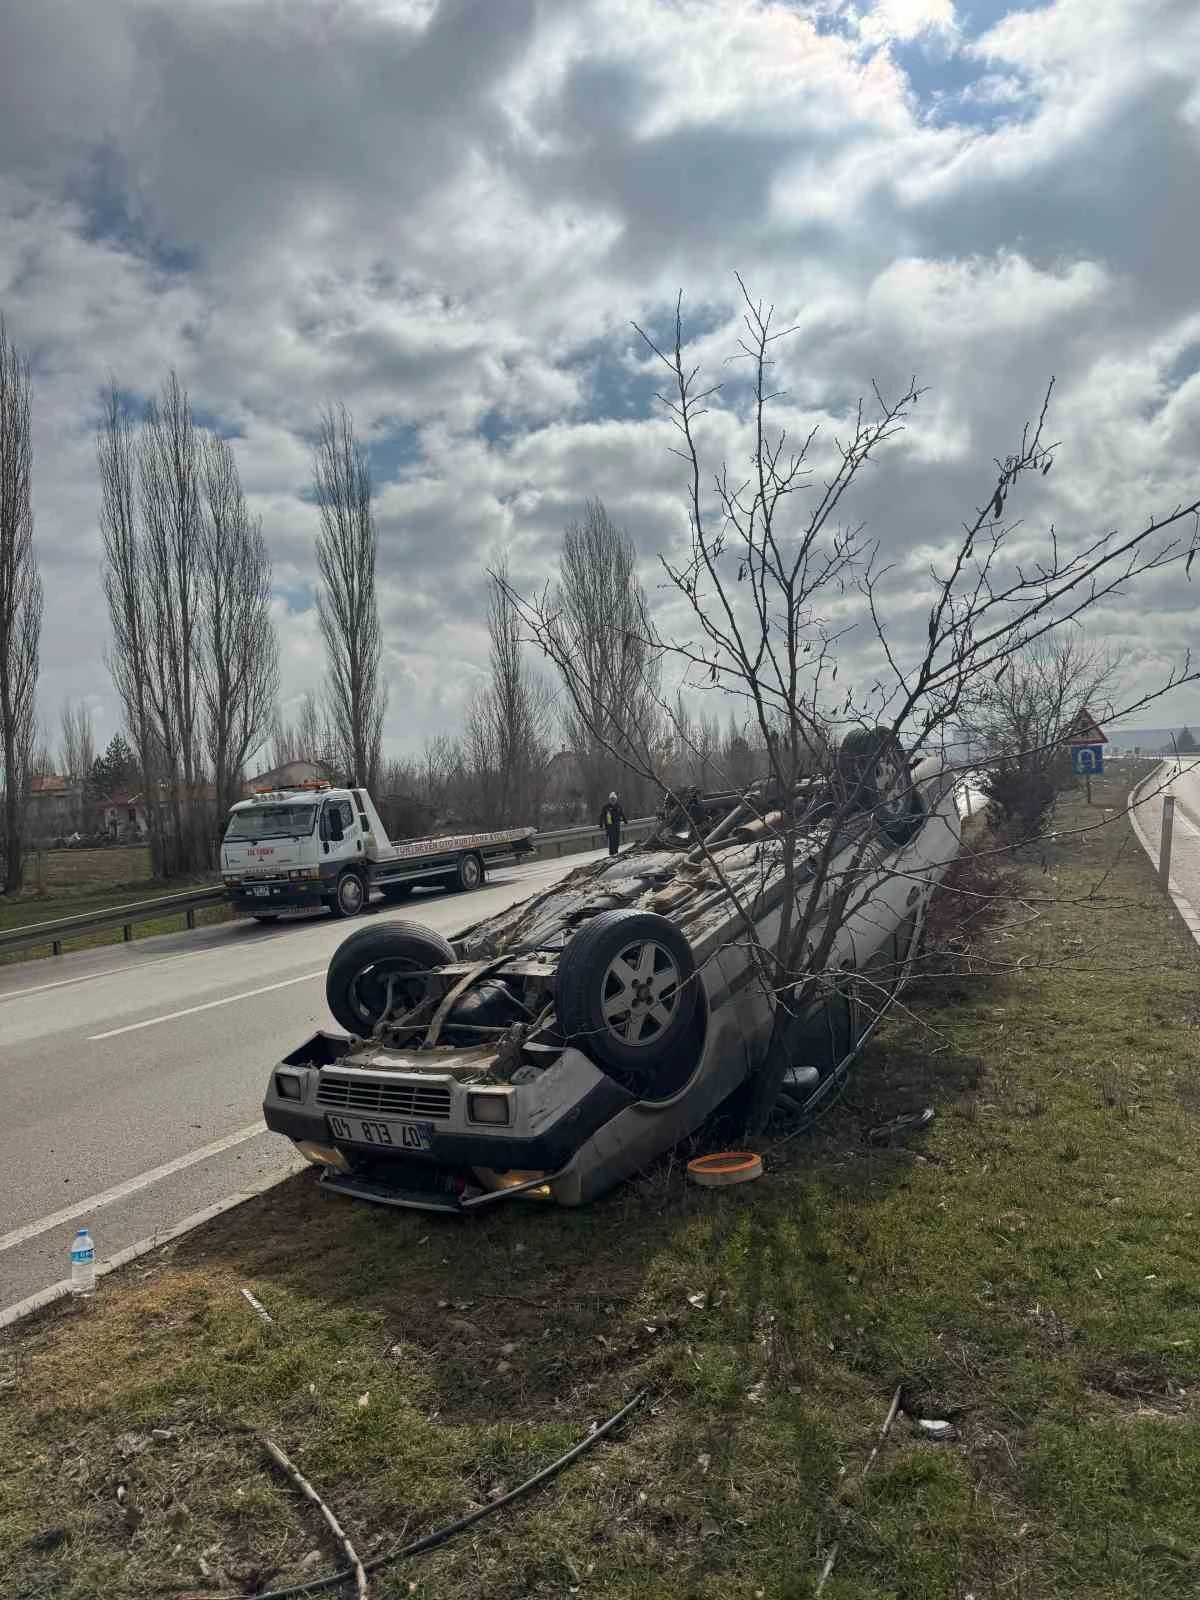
[274,1070,304,1101]
[468,1091,512,1126]
[224,874,242,885]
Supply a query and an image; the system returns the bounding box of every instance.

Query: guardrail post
[186,907,196,930]
[52,939,62,957]
[123,923,133,942]
[1160,794,1176,891]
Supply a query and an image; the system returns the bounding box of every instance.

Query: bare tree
[99,381,166,873]
[465,559,554,824]
[102,374,281,872]
[959,634,1125,833]
[30,731,55,778]
[58,699,96,783]
[548,499,662,817]
[59,698,96,831]
[312,403,387,789]
[201,434,279,828]
[510,280,1200,1133]
[270,691,340,776]
[0,316,43,893]
[138,371,206,871]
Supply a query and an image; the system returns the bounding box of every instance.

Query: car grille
[316,1074,453,1120]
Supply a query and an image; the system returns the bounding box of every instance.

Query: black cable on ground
[245,1387,651,1600]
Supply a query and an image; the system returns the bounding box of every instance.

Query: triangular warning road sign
[1065,708,1108,745]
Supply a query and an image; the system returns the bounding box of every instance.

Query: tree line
[0,309,716,890]
[4,287,1192,905]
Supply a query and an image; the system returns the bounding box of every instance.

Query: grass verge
[0,847,226,965]
[3,772,1200,1598]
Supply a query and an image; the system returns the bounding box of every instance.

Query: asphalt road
[0,851,603,1317]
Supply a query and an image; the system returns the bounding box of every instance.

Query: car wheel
[329,870,367,918]
[554,910,701,1093]
[835,726,923,846]
[326,921,455,1037]
[452,852,485,892]
[380,882,414,903]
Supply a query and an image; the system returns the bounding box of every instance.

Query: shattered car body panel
[262,755,962,1211]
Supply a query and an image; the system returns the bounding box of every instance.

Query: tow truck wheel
[329,869,367,918]
[835,726,923,847]
[451,852,485,892]
[555,910,701,1093]
[326,921,455,1036]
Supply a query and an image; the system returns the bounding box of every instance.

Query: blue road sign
[1071,744,1104,776]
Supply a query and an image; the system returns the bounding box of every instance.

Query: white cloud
[2,0,1200,761]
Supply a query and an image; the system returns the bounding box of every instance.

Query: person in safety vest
[599,791,626,856]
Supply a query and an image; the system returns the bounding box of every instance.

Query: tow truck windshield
[224,803,318,842]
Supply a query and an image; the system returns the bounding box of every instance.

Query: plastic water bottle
[70,1228,96,1296]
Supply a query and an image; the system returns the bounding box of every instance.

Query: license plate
[250,885,271,898]
[327,1114,433,1151]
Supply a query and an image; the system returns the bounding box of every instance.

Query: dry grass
[3,769,1200,1598]
[0,846,226,964]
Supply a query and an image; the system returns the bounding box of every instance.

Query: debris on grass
[260,1435,369,1600]
[917,1418,960,1442]
[814,1385,905,1596]
[868,1106,936,1143]
[239,1287,273,1326]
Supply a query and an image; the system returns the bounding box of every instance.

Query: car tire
[380,882,414,903]
[450,852,485,892]
[835,726,924,847]
[328,869,367,919]
[554,909,701,1093]
[326,921,456,1037]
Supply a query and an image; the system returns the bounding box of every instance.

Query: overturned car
[262,732,962,1213]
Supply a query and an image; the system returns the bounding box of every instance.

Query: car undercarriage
[262,735,962,1211]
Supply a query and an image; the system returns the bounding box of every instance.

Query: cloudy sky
[3,0,1199,763]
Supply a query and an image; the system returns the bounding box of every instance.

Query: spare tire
[554,910,700,1093]
[835,726,923,847]
[326,921,455,1037]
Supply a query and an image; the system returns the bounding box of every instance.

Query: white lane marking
[2,853,590,1011]
[0,1152,304,1330]
[0,951,194,1005]
[69,854,599,1040]
[88,971,324,1040]
[0,1121,271,1254]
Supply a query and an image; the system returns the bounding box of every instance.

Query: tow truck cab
[220,781,535,918]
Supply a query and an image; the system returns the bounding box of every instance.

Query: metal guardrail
[0,817,658,958]
[0,885,227,957]
[534,816,656,858]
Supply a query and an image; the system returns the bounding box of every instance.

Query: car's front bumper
[262,1040,633,1209]
[229,877,330,910]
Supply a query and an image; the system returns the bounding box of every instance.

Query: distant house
[27,773,85,844]
[93,782,220,843]
[245,758,339,795]
[93,792,150,843]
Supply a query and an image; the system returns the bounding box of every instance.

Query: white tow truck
[220,781,536,920]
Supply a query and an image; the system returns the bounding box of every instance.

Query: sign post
[1160,793,1176,891]
[1066,710,1109,804]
